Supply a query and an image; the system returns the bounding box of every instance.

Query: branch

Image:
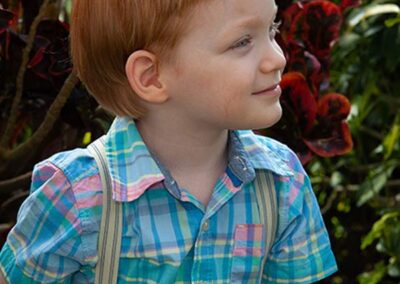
[348,163,385,173]
[2,70,78,164]
[321,190,338,215]
[0,172,32,195]
[0,0,52,147]
[358,125,384,141]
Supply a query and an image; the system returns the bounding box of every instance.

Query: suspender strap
[255,171,278,283]
[88,138,122,284]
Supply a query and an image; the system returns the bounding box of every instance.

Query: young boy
[0,0,338,283]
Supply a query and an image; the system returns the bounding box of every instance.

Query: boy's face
[160,0,286,130]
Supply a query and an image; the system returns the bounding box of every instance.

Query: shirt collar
[103,117,164,202]
[233,130,293,177]
[103,117,293,202]
[227,130,293,185]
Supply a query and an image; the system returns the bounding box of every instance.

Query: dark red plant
[0,7,76,140]
[261,0,358,164]
[26,19,72,91]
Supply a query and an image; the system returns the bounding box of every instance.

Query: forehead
[189,0,277,36]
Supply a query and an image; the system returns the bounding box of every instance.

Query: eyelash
[231,20,282,50]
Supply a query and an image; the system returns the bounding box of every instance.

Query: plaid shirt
[0,117,337,283]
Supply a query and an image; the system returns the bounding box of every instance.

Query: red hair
[70,0,209,117]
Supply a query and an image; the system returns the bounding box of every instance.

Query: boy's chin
[233,110,283,131]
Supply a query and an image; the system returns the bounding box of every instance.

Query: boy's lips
[252,84,281,96]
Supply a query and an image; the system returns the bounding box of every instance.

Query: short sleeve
[263,150,338,283]
[0,161,87,283]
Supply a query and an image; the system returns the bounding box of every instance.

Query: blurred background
[0,0,399,283]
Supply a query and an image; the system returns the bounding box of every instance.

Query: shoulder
[1,147,102,282]
[30,146,102,205]
[28,145,102,228]
[30,146,103,227]
[35,147,98,186]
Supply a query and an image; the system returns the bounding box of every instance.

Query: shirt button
[202,220,209,231]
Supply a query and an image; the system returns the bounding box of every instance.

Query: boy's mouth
[252,84,281,96]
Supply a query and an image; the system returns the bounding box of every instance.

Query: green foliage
[358,261,387,284]
[312,0,400,282]
[356,162,396,206]
[361,212,399,250]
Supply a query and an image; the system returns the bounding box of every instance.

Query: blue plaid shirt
[0,116,337,283]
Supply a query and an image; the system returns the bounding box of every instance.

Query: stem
[358,125,384,141]
[347,162,391,173]
[0,0,51,148]
[321,190,338,214]
[0,70,78,173]
[0,172,32,194]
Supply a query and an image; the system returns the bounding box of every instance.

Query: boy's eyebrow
[221,6,278,35]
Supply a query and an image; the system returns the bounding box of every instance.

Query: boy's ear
[125,50,169,104]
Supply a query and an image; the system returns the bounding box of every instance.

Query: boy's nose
[259,42,287,74]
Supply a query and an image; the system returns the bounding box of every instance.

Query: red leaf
[318,93,351,122]
[27,46,46,68]
[301,1,343,61]
[340,0,362,12]
[280,72,318,132]
[298,149,314,165]
[280,2,304,42]
[0,9,17,33]
[303,121,353,157]
[284,40,323,96]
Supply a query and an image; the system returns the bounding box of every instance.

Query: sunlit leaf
[361,211,399,249]
[357,164,397,207]
[357,261,387,284]
[349,4,400,27]
[383,113,400,160]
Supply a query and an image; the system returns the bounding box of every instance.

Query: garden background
[0,0,399,283]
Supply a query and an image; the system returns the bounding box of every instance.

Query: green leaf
[357,261,387,284]
[82,132,92,146]
[357,163,396,207]
[349,4,400,28]
[382,222,400,257]
[361,212,400,250]
[385,15,400,27]
[65,0,72,16]
[388,261,400,278]
[383,113,400,160]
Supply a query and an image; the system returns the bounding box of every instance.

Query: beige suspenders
[255,171,278,283]
[88,138,277,284]
[87,138,122,284]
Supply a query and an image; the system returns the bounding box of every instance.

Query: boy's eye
[269,20,282,40]
[231,36,253,50]
[230,20,281,50]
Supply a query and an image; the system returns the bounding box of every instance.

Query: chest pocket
[230,224,265,283]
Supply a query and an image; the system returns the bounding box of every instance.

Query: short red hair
[70,0,209,118]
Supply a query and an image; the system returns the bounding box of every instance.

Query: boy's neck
[136,117,229,179]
